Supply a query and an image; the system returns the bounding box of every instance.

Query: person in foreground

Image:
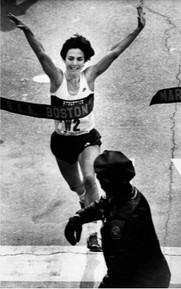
[64,150,171,288]
[8,6,145,251]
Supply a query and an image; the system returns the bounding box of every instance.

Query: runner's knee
[70,182,85,195]
[83,175,96,189]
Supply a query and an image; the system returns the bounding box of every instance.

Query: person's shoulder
[83,66,97,90]
[135,189,146,202]
[56,67,64,79]
[83,66,97,79]
[82,66,91,77]
[57,67,64,77]
[135,189,151,211]
[50,68,64,92]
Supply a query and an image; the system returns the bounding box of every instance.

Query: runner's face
[65,49,85,74]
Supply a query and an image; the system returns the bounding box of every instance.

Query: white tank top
[51,71,95,135]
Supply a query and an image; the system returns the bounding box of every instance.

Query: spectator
[65,150,171,287]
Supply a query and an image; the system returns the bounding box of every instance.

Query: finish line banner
[150,87,181,105]
[0,94,94,120]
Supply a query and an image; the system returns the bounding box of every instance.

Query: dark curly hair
[60,34,95,62]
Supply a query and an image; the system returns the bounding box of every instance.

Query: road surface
[0,0,181,287]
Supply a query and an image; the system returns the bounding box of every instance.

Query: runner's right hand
[7,13,29,30]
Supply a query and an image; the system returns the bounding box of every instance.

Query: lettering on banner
[0,93,94,120]
[150,87,181,105]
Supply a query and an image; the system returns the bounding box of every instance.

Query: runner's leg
[55,158,85,199]
[78,145,100,207]
[78,145,102,251]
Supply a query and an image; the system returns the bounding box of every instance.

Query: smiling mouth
[71,67,79,70]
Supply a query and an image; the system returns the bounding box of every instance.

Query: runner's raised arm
[87,5,146,80]
[7,13,62,89]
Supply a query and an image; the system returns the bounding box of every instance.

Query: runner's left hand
[137,5,146,29]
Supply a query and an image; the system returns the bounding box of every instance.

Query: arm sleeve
[76,198,104,224]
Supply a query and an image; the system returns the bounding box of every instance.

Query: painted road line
[0,246,105,283]
[33,74,50,83]
[0,246,181,287]
[172,159,181,176]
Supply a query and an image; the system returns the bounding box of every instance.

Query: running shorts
[50,128,102,164]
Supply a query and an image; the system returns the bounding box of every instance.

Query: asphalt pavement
[0,0,181,287]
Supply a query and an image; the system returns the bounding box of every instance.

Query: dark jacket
[77,188,171,288]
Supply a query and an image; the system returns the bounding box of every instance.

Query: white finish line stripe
[0,246,105,283]
[172,159,181,176]
[0,246,181,285]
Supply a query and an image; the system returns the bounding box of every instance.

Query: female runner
[8,5,145,251]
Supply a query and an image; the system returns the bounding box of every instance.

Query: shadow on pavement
[80,252,103,288]
[1,0,39,32]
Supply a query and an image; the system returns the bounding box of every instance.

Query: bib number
[64,119,80,132]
